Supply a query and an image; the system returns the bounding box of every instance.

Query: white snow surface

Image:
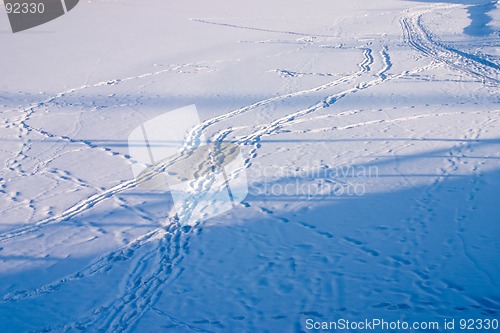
[0,0,499,332]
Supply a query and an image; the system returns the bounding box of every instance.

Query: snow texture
[0,0,499,332]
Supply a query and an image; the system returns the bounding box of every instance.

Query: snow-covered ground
[0,0,499,332]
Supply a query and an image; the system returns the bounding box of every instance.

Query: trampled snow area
[0,0,499,332]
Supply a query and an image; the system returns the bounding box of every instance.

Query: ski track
[287,109,500,135]
[378,46,392,80]
[400,5,500,86]
[190,18,337,38]
[1,3,499,330]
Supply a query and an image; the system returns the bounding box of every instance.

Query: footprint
[343,237,363,246]
[391,255,411,266]
[261,207,273,214]
[272,315,287,320]
[301,311,324,318]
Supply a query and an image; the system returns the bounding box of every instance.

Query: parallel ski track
[400,6,500,86]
